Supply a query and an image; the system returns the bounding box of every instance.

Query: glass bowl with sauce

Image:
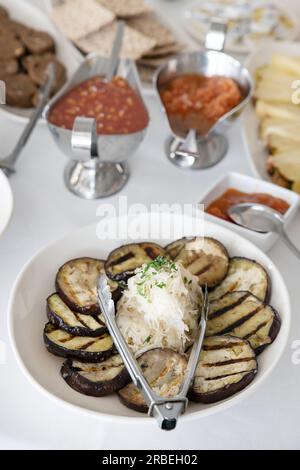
[44,54,149,199]
[154,20,253,170]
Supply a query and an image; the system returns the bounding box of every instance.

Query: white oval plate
[8,216,290,423]
[242,41,300,183]
[0,0,82,124]
[0,170,13,237]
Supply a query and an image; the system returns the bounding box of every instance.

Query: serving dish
[44,54,149,199]
[199,172,299,252]
[242,41,300,185]
[8,214,290,423]
[154,20,253,170]
[0,170,13,237]
[184,0,299,55]
[0,0,82,123]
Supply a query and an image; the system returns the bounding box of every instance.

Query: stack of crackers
[51,0,184,84]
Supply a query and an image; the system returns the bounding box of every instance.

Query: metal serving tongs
[97,275,209,431]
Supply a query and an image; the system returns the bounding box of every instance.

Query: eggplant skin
[118,348,187,413]
[43,323,114,363]
[61,358,130,397]
[105,242,167,282]
[209,257,271,303]
[255,306,281,355]
[190,336,258,404]
[118,383,148,413]
[55,257,119,315]
[207,290,281,355]
[165,237,196,260]
[166,237,230,288]
[189,371,256,404]
[46,294,107,337]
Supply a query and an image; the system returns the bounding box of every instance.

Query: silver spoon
[105,20,125,83]
[0,62,56,177]
[228,202,300,259]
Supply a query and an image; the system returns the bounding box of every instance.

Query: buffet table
[0,0,300,450]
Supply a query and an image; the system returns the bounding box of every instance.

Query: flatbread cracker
[97,0,152,18]
[127,13,175,47]
[138,55,177,68]
[76,23,156,61]
[144,42,184,58]
[51,0,115,41]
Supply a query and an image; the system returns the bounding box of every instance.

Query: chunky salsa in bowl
[159,73,243,138]
[48,75,149,135]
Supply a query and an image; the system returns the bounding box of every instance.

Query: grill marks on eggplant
[208,257,270,303]
[43,323,114,362]
[166,237,229,288]
[118,349,188,413]
[105,243,166,282]
[47,294,107,337]
[43,239,280,411]
[190,336,257,403]
[61,355,130,397]
[207,291,280,353]
[56,257,119,315]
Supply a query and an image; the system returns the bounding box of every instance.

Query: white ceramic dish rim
[8,219,291,424]
[184,0,300,55]
[199,171,300,241]
[242,40,300,183]
[0,170,13,237]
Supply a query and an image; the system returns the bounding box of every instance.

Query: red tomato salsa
[206,188,290,222]
[48,76,149,135]
[159,73,242,136]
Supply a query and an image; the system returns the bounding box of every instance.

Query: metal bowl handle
[71,117,99,161]
[205,19,227,52]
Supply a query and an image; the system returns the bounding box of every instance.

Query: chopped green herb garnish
[117,280,128,290]
[135,256,177,301]
[156,282,166,289]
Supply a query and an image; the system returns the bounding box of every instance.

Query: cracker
[97,0,152,18]
[76,23,156,61]
[144,42,184,58]
[138,55,177,68]
[127,12,175,47]
[51,0,115,41]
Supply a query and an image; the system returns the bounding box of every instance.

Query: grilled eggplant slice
[118,349,187,413]
[207,291,280,354]
[56,257,119,315]
[166,237,229,288]
[47,294,107,337]
[208,257,270,302]
[165,237,194,259]
[43,323,114,363]
[61,355,130,397]
[105,243,166,282]
[190,336,257,404]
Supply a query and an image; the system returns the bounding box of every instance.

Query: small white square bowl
[198,172,299,252]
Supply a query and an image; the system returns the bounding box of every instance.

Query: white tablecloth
[0,0,300,450]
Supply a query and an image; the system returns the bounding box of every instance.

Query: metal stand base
[166,134,228,170]
[64,160,129,199]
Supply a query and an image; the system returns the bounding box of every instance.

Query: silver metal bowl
[154,20,253,170]
[44,54,149,199]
